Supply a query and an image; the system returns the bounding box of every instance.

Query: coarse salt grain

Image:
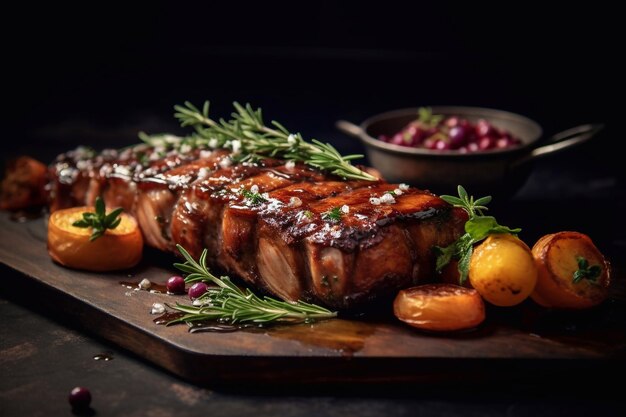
[197,168,210,179]
[399,183,409,191]
[287,134,297,144]
[250,184,259,193]
[139,278,151,290]
[394,188,403,196]
[341,205,350,214]
[380,193,396,204]
[150,303,165,315]
[208,138,219,148]
[289,196,302,207]
[370,197,381,205]
[199,149,213,159]
[219,157,232,169]
[285,160,295,170]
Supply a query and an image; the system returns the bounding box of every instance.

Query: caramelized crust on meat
[33,145,466,309]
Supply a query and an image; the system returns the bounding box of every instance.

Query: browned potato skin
[394,284,485,332]
[531,231,610,309]
[469,234,538,307]
[0,156,48,210]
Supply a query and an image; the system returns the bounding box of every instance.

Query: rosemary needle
[141,101,377,181]
[167,245,337,326]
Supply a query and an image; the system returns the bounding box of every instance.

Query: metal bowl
[337,106,602,196]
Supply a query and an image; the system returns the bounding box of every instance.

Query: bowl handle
[336,120,365,138]
[515,123,604,167]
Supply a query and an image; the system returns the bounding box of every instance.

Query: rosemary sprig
[321,206,343,223]
[572,256,602,284]
[167,245,337,325]
[434,186,521,284]
[168,101,376,181]
[240,187,267,206]
[72,197,123,241]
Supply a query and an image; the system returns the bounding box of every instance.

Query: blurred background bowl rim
[357,106,543,159]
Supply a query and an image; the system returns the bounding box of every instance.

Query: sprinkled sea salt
[231,140,242,153]
[197,168,210,179]
[399,183,410,191]
[341,205,350,214]
[250,184,259,193]
[150,303,165,315]
[287,134,297,144]
[394,188,403,196]
[369,197,381,205]
[192,298,210,306]
[199,149,213,159]
[179,144,192,154]
[139,278,151,290]
[289,196,302,207]
[285,160,295,170]
[219,157,232,169]
[380,193,396,204]
[208,138,219,148]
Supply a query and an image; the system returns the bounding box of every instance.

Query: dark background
[2,3,621,169]
[1,4,625,416]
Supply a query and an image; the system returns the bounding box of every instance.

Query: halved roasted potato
[394,284,485,332]
[531,231,610,309]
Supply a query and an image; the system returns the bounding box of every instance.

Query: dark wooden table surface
[2,149,626,416]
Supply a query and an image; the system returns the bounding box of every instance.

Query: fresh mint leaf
[72,197,124,242]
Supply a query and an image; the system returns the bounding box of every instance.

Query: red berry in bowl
[476,119,496,137]
[166,275,185,294]
[69,387,91,409]
[376,108,521,152]
[445,117,460,128]
[448,126,467,149]
[389,133,406,146]
[478,136,496,150]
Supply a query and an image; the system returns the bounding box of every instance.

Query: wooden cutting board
[1,212,624,385]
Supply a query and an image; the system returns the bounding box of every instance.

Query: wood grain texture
[0,212,624,384]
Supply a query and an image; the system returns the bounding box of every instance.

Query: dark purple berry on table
[188,282,208,300]
[68,387,91,409]
[166,275,185,294]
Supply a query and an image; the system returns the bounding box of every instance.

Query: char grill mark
[47,146,465,309]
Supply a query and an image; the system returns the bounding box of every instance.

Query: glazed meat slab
[48,145,466,309]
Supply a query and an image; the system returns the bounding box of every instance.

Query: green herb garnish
[321,206,343,223]
[72,197,123,241]
[434,185,521,284]
[417,107,444,128]
[572,256,602,284]
[167,245,337,325]
[154,101,376,181]
[240,188,267,206]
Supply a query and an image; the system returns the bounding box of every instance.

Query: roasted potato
[48,206,143,271]
[531,231,610,309]
[469,234,537,306]
[394,284,485,332]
